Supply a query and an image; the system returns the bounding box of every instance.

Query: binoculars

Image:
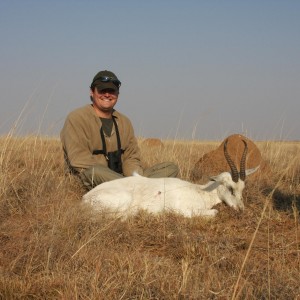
[107,150,123,174]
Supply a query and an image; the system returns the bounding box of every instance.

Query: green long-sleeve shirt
[60,104,143,176]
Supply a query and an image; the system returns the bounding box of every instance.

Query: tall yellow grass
[0,134,300,299]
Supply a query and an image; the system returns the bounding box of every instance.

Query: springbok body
[82,140,259,218]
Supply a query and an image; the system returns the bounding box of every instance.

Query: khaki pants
[79,162,179,190]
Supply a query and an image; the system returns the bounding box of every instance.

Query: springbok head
[210,139,259,210]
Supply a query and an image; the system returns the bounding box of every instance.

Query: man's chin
[101,107,114,112]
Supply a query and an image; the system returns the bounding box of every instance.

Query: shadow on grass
[267,189,300,212]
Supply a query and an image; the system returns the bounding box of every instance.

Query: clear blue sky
[1,0,299,140]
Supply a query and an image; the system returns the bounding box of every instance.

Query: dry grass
[1,135,300,299]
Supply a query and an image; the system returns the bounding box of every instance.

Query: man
[60,70,178,190]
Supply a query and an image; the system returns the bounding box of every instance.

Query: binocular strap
[93,117,124,159]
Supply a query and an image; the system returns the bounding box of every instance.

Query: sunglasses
[95,76,121,88]
[96,87,119,95]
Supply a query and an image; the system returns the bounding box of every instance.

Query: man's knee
[79,165,123,190]
[166,162,179,177]
[144,162,179,178]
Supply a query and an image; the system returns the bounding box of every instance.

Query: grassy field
[0,134,300,299]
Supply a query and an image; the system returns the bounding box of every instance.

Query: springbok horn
[224,139,239,183]
[239,140,248,181]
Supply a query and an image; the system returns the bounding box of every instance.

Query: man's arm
[60,114,98,171]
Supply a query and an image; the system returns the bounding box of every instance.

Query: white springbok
[82,140,259,218]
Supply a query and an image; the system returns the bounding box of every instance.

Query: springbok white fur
[82,139,259,218]
[82,167,259,218]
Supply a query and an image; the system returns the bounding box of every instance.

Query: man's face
[90,87,119,116]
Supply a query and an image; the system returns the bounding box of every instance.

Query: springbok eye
[228,187,234,195]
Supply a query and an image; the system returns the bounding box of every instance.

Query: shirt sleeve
[60,113,98,170]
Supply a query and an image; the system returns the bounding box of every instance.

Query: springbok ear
[245,165,260,176]
[209,175,218,182]
[209,174,224,182]
[203,179,221,192]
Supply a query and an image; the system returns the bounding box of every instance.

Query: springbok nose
[238,201,245,211]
